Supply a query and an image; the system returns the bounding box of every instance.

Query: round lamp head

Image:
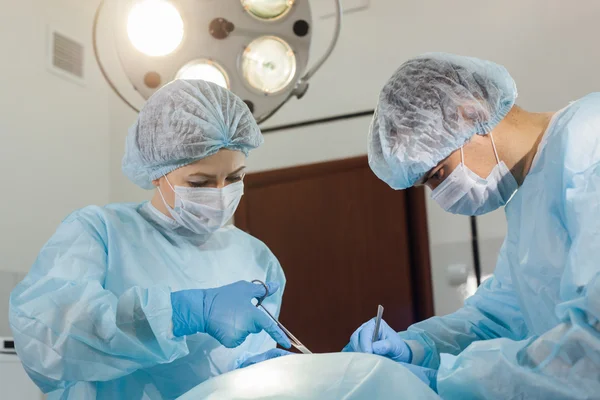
[241,0,295,20]
[241,36,297,94]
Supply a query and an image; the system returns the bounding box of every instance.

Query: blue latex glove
[171,281,291,349]
[342,318,412,362]
[400,362,438,392]
[238,348,294,369]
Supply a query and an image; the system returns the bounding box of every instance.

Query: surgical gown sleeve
[435,125,600,398]
[398,243,529,369]
[9,212,189,393]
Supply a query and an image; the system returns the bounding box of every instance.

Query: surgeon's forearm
[399,306,493,368]
[401,274,528,369]
[10,282,189,388]
[436,322,599,399]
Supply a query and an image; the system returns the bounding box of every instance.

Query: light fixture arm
[93,0,141,113]
[255,92,294,124]
[293,0,343,98]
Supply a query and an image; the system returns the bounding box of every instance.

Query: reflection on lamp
[176,60,230,89]
[127,0,184,56]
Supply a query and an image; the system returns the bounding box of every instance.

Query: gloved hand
[342,318,412,363]
[399,362,438,392]
[171,281,291,349]
[237,348,294,369]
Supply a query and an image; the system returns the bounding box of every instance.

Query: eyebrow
[188,166,247,179]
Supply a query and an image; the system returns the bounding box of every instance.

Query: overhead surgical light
[93,0,342,124]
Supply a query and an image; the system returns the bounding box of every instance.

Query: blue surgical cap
[122,79,263,189]
[368,53,518,190]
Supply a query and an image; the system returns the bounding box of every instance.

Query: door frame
[236,156,434,321]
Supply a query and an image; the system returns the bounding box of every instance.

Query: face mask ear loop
[158,175,177,211]
[164,175,177,192]
[460,146,465,164]
[157,185,174,212]
[489,132,501,164]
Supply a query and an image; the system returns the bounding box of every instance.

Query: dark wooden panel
[405,188,435,321]
[236,157,432,353]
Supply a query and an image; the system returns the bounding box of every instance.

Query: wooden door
[235,156,433,353]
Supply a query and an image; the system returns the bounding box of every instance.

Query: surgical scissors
[252,280,312,355]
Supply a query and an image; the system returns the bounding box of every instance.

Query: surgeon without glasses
[9,80,291,399]
[345,53,600,399]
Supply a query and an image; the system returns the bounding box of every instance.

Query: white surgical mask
[430,133,518,216]
[158,177,244,235]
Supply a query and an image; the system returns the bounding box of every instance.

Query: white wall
[106,0,600,316]
[0,0,111,335]
[108,95,146,202]
[262,0,600,129]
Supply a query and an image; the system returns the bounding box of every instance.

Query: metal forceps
[372,305,384,343]
[252,280,312,354]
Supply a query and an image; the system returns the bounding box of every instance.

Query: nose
[215,179,227,189]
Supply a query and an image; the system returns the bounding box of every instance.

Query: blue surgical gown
[400,93,600,399]
[9,202,285,400]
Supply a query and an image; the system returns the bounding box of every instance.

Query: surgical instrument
[252,280,313,354]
